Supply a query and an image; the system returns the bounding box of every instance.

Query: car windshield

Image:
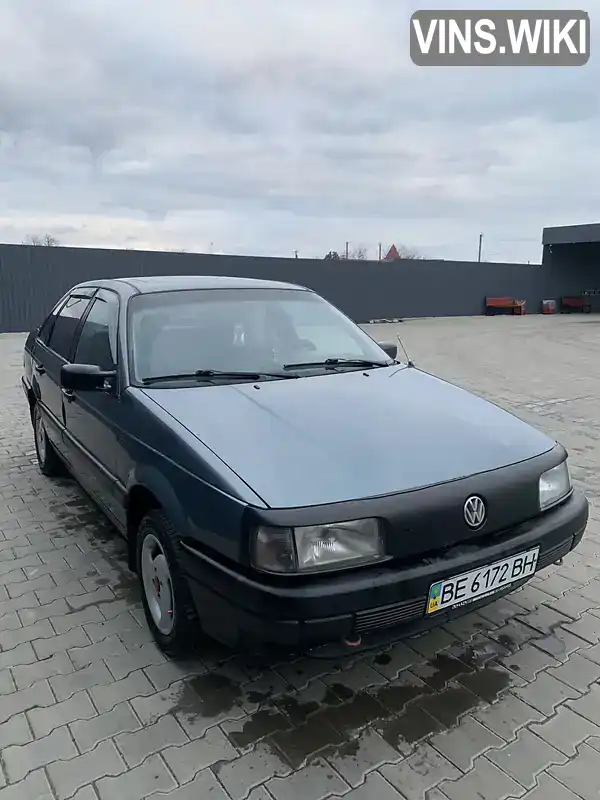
[127,287,393,385]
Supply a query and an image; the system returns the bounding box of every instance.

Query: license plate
[426,547,540,615]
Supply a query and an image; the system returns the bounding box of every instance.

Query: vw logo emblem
[464,495,486,529]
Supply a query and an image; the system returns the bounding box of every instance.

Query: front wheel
[33,403,65,477]
[137,510,200,658]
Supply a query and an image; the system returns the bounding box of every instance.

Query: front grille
[355,596,426,632]
[352,536,574,635]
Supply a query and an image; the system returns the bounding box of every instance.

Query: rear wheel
[137,509,199,657]
[33,403,65,477]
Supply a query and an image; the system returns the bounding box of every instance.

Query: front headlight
[251,518,386,574]
[539,460,572,511]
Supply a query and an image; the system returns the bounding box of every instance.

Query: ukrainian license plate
[426,547,539,615]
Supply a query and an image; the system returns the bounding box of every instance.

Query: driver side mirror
[61,363,117,392]
[377,341,397,360]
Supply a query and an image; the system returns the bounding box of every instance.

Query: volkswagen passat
[21,276,589,657]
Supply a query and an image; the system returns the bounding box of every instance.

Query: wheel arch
[125,467,189,572]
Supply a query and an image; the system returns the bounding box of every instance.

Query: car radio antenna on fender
[397,333,415,368]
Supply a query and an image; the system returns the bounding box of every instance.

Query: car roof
[74,275,309,294]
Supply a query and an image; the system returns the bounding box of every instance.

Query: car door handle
[34,364,45,375]
[61,388,75,402]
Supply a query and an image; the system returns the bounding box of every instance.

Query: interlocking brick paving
[1,314,600,799]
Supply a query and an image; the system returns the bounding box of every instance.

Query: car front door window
[46,293,95,361]
[38,298,68,345]
[74,291,119,372]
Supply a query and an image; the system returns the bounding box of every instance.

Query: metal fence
[0,242,571,333]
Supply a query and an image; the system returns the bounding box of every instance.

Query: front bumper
[182,489,588,652]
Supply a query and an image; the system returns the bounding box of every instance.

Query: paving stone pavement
[1,314,600,799]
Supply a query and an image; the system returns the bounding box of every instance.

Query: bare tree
[325,246,368,260]
[396,245,424,260]
[348,245,368,260]
[22,233,61,246]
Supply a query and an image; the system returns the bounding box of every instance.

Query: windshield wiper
[282,358,390,371]
[142,369,296,385]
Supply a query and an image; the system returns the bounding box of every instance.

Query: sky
[0,0,597,264]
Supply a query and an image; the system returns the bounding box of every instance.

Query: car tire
[33,403,65,477]
[136,509,200,658]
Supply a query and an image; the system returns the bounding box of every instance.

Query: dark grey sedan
[22,275,589,657]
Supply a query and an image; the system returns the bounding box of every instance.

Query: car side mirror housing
[61,363,116,392]
[377,341,397,360]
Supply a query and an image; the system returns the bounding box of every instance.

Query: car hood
[141,366,555,509]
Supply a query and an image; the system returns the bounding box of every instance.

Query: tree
[396,245,424,260]
[324,246,368,260]
[22,233,60,246]
[348,245,367,260]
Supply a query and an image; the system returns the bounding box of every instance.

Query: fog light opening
[343,635,362,648]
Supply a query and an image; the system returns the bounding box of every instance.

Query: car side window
[46,294,95,360]
[38,288,97,347]
[38,298,68,345]
[74,291,119,371]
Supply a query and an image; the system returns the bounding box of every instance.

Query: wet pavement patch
[378,704,445,748]
[164,634,519,770]
[267,649,513,768]
[411,653,475,690]
[228,709,291,749]
[107,570,142,602]
[271,714,346,768]
[457,664,513,703]
[186,672,244,717]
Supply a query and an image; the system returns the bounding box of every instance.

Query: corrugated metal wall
[0,242,566,333]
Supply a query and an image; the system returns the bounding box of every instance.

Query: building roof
[383,244,401,261]
[542,223,600,246]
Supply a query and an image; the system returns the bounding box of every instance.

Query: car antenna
[396,333,415,367]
